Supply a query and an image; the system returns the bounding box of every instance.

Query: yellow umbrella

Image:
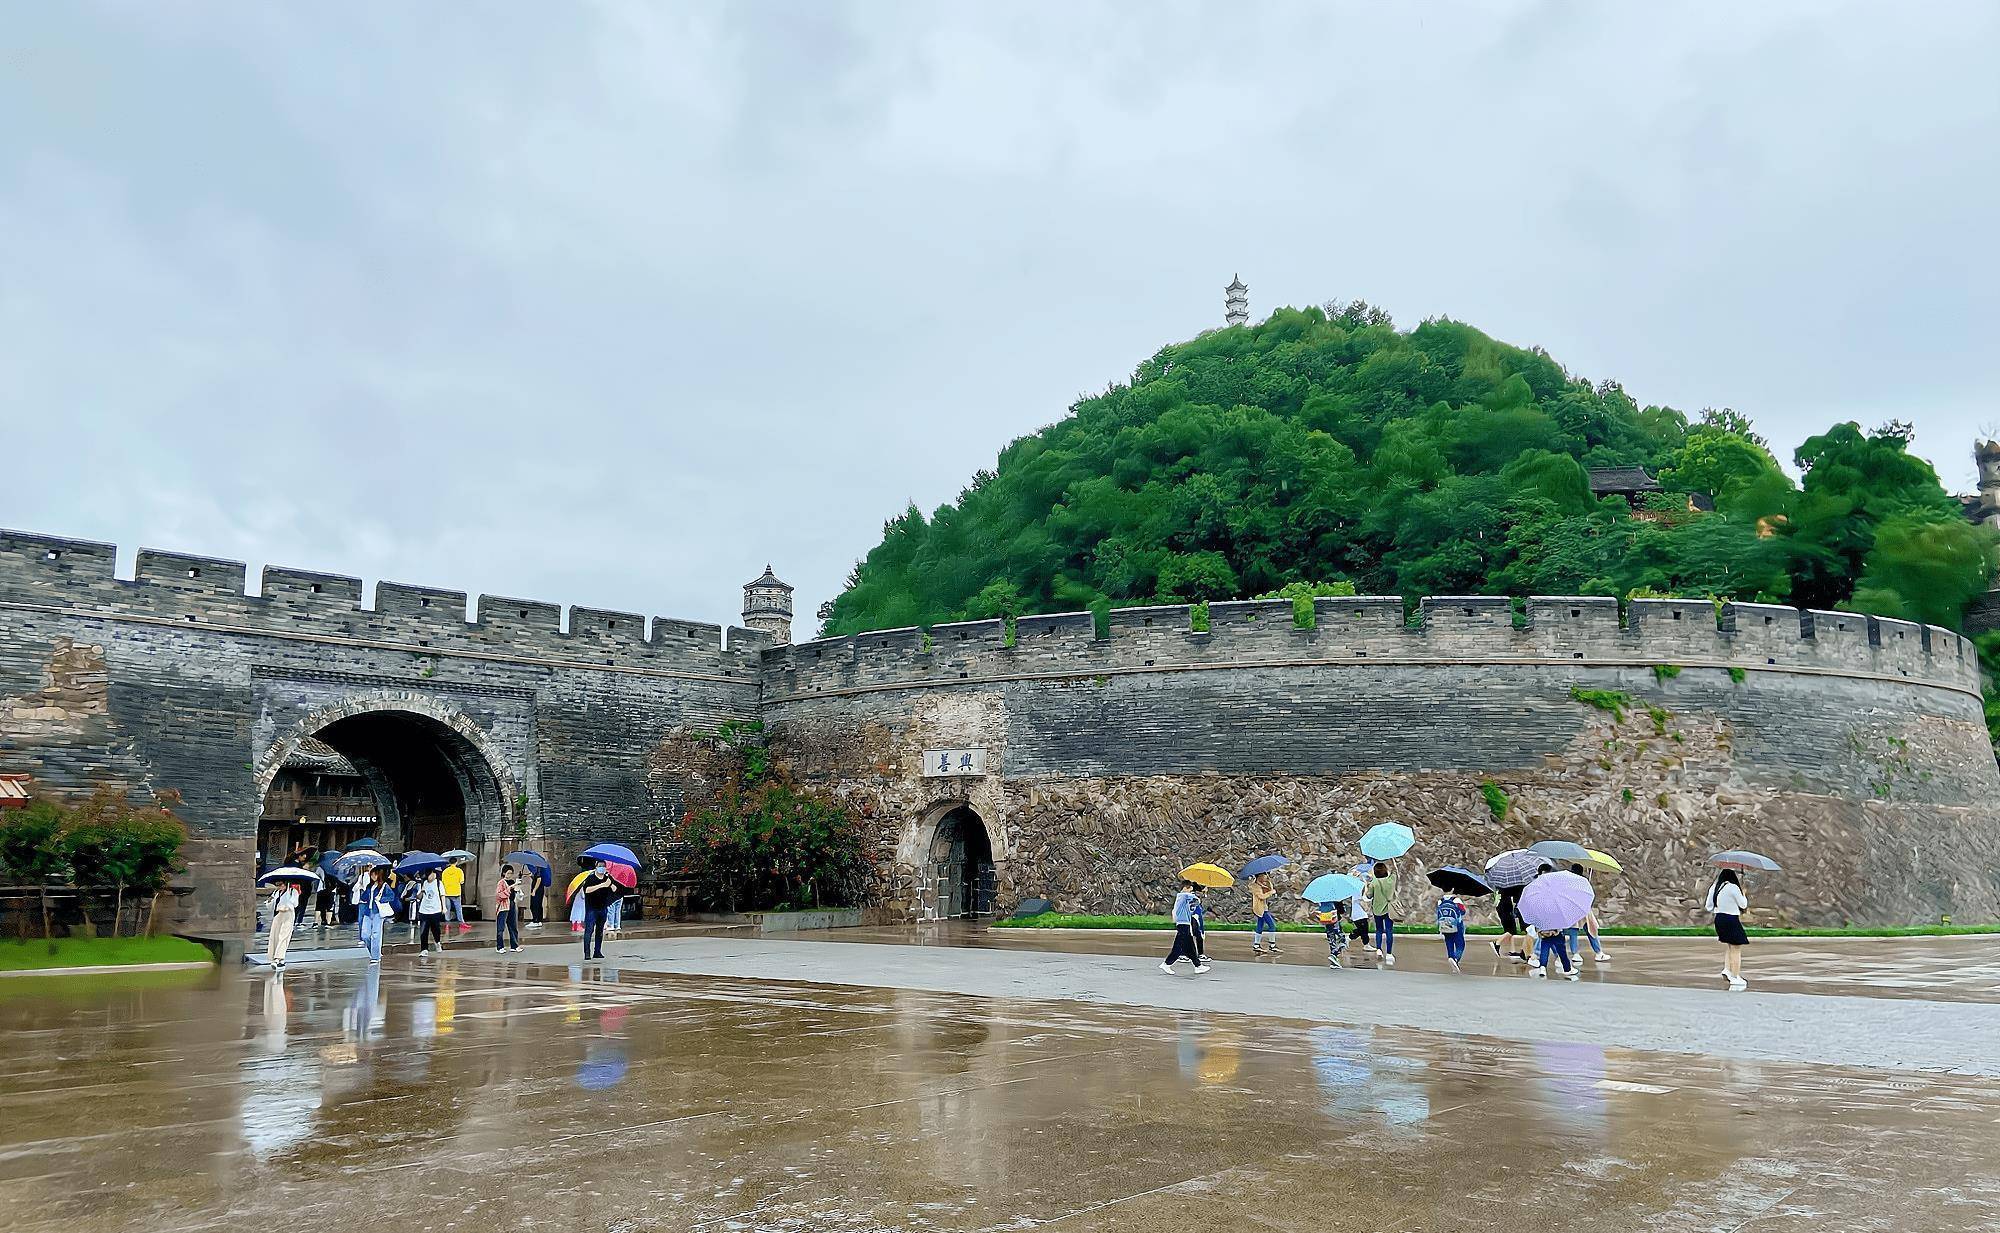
[565,870,590,902]
[1180,863,1235,888]
[1578,849,1624,875]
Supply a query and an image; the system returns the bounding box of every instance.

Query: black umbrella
[1427,865,1494,897]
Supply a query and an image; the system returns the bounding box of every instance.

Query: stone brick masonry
[3,530,1996,930]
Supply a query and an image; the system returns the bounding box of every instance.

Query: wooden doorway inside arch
[929,806,995,920]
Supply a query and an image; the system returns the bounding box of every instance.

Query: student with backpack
[1159,880,1210,974]
[1435,892,1468,973]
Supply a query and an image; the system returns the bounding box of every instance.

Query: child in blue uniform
[1435,893,1468,972]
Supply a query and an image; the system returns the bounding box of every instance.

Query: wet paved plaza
[3,929,1997,1232]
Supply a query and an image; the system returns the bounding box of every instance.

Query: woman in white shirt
[1705,870,1750,991]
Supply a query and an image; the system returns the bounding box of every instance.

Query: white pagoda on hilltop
[1224,274,1248,327]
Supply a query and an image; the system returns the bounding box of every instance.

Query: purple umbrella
[1518,871,1595,931]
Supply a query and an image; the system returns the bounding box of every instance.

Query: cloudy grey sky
[4,3,1996,635]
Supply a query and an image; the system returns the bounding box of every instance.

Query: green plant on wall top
[1479,780,1510,822]
[1652,664,1682,683]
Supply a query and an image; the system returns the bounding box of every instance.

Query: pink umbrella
[607,862,637,889]
[1518,871,1594,931]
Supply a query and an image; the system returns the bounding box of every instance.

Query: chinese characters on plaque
[921,748,988,777]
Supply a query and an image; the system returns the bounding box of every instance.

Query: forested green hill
[821,302,1994,637]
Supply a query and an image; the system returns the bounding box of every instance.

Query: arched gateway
[924,804,996,920]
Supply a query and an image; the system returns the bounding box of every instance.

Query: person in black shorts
[1491,886,1530,963]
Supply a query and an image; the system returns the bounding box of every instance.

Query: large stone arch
[253,692,521,879]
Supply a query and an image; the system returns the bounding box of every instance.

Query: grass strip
[0,935,215,971]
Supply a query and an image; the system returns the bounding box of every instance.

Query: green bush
[673,745,870,914]
[1478,780,1510,822]
[1570,687,1632,721]
[0,788,187,937]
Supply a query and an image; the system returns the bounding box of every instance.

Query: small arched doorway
[928,806,995,920]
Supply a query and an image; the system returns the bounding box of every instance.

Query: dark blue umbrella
[579,842,640,868]
[1237,854,1289,880]
[316,850,344,877]
[395,850,448,876]
[1427,865,1494,897]
[502,849,554,880]
[342,837,380,853]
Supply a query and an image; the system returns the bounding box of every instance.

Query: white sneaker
[1160,962,1175,974]
[1595,952,1611,963]
[1268,945,1281,955]
[1193,963,1212,974]
[1565,970,1579,982]
[1528,957,1542,970]
[1328,957,1342,969]
[1383,954,1395,967]
[1448,958,1460,973]
[1530,966,1546,978]
[1728,978,1747,992]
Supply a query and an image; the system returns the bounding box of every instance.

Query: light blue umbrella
[1299,873,1365,905]
[1359,823,1415,861]
[1237,854,1289,880]
[1530,840,1593,865]
[1711,850,1781,872]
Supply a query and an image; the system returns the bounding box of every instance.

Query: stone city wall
[765,597,2000,927]
[0,531,761,930]
[4,523,1996,933]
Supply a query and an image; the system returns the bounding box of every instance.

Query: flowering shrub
[675,775,870,913]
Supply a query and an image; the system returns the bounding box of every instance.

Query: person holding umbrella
[1425,864,1490,975]
[1364,862,1397,967]
[1239,855,1288,955]
[1707,869,1753,990]
[579,861,621,960]
[415,869,447,954]
[257,866,317,971]
[356,866,402,965]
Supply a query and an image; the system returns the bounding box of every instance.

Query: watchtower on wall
[1973,440,2000,528]
[742,565,794,644]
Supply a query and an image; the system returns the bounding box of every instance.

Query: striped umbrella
[1485,849,1553,890]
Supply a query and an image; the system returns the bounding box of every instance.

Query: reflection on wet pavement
[2,948,1997,1232]
[810,922,2000,1004]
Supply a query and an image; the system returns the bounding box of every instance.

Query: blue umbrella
[1359,823,1416,861]
[395,850,448,876]
[1299,873,1365,905]
[579,842,640,868]
[1237,854,1289,880]
[316,850,344,877]
[334,850,390,880]
[342,837,379,853]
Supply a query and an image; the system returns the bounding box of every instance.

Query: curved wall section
[765,597,2000,928]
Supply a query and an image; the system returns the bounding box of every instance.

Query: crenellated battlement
[762,593,1981,699]
[2,527,1978,698]
[0,529,767,680]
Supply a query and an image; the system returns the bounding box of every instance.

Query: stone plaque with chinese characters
[921,748,988,777]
